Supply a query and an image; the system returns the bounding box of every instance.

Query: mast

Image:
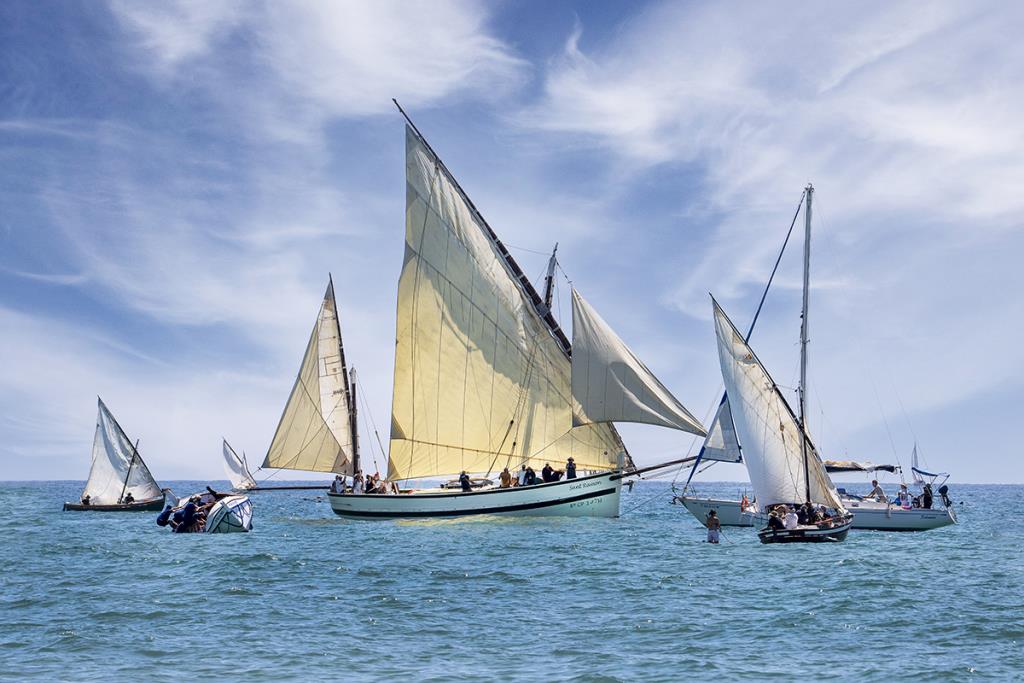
[118,438,140,504]
[798,183,813,503]
[542,243,558,313]
[350,368,360,475]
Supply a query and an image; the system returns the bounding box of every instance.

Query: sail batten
[712,300,843,511]
[570,288,706,436]
[388,125,625,480]
[82,398,162,505]
[262,281,355,475]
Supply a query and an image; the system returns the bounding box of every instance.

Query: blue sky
[2,1,1022,483]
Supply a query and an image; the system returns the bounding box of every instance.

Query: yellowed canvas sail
[388,125,625,480]
[263,280,354,475]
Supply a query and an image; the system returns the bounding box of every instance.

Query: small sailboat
[222,439,257,491]
[327,106,705,520]
[260,276,361,489]
[713,185,852,544]
[203,495,254,533]
[64,398,169,512]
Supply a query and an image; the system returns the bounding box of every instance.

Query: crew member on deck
[459,471,472,492]
[517,465,528,487]
[566,457,577,479]
[897,484,912,507]
[784,506,799,530]
[81,494,91,506]
[541,463,554,483]
[865,479,887,502]
[123,492,135,505]
[499,467,512,488]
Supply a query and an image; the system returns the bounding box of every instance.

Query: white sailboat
[64,397,169,511]
[713,184,853,543]
[222,439,257,491]
[260,276,360,490]
[327,108,705,520]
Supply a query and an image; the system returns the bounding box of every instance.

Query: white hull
[205,495,253,533]
[679,495,955,531]
[328,472,622,519]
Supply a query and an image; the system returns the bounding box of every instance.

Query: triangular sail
[712,301,843,511]
[697,395,743,463]
[388,125,626,481]
[82,398,162,505]
[570,288,706,436]
[223,440,257,490]
[262,280,355,475]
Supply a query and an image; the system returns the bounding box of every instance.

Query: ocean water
[1,480,1021,681]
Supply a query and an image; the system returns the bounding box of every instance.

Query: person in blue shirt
[566,457,577,479]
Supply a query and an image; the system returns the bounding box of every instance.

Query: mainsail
[697,396,743,463]
[262,278,356,475]
[222,439,257,490]
[388,125,627,481]
[570,288,705,436]
[82,398,162,505]
[712,300,843,510]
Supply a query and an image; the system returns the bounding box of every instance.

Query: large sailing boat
[327,109,706,519]
[712,184,853,543]
[259,277,360,489]
[64,397,168,511]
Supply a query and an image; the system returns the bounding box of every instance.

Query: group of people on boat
[332,471,400,495]
[863,480,936,509]
[155,487,228,533]
[79,492,136,506]
[765,502,842,532]
[496,458,579,488]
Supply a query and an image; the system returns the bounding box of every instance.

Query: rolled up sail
[712,300,843,511]
[82,398,162,505]
[570,288,705,436]
[389,125,626,481]
[223,440,257,490]
[262,279,355,475]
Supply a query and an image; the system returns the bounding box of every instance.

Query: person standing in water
[706,510,722,544]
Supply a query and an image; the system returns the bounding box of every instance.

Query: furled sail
[697,396,743,463]
[222,439,257,490]
[82,398,162,505]
[570,288,705,436]
[262,279,355,475]
[388,125,626,481]
[712,300,843,510]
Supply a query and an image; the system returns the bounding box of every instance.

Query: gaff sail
[712,300,844,511]
[570,288,705,436]
[82,398,162,505]
[222,439,257,490]
[388,125,627,481]
[262,278,356,475]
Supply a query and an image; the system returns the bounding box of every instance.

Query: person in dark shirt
[921,484,934,509]
[524,467,537,486]
[566,457,577,479]
[81,494,91,506]
[459,471,471,492]
[123,492,135,505]
[767,511,784,531]
[156,505,176,529]
[541,464,554,483]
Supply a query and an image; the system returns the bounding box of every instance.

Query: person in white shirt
[784,507,799,530]
[517,465,528,487]
[897,484,912,507]
[352,473,364,495]
[865,479,887,502]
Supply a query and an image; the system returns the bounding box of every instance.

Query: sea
[1,480,1021,681]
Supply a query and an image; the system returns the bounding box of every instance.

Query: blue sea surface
[1,480,1021,681]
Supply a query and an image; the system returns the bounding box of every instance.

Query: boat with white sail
[712,184,852,543]
[222,439,257,492]
[64,397,169,512]
[328,107,706,520]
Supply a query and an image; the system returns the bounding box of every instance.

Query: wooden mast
[798,183,813,504]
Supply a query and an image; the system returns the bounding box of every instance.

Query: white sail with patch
[262,278,356,476]
[569,288,705,436]
[222,439,257,491]
[82,398,162,505]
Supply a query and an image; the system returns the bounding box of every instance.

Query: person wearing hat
[565,457,577,479]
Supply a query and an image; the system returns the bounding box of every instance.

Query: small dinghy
[64,398,169,512]
[204,495,254,533]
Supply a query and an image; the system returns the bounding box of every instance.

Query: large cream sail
[697,396,743,463]
[388,125,625,481]
[712,300,843,510]
[262,279,355,475]
[223,439,257,490]
[82,398,162,505]
[570,288,706,436]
